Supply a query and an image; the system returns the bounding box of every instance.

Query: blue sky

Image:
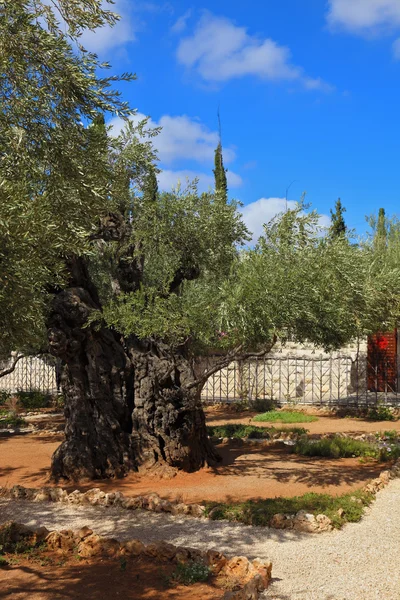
[81,0,400,241]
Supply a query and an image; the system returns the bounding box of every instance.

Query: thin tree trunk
[47,259,135,481]
[128,339,220,474]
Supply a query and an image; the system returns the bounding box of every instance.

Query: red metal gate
[367,330,398,392]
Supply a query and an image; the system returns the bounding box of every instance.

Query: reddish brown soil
[0,428,384,503]
[0,552,223,599]
[205,405,400,435]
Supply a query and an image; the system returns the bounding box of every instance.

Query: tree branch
[186,335,278,390]
[0,354,25,379]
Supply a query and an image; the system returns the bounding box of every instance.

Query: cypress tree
[143,168,158,205]
[213,142,228,202]
[329,198,347,238]
[375,207,388,252]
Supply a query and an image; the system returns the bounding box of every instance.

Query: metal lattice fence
[201,353,400,407]
[1,352,399,406]
[0,355,60,395]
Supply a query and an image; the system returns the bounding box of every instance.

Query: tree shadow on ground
[0,554,223,600]
[207,443,383,487]
[0,498,314,554]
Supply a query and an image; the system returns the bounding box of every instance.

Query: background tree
[4,1,400,483]
[213,142,228,202]
[329,198,347,238]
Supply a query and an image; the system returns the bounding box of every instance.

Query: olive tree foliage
[0,0,137,357]
[101,200,400,371]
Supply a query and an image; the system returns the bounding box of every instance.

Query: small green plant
[16,391,51,410]
[0,411,26,428]
[170,561,210,585]
[119,557,127,572]
[205,489,373,529]
[0,556,9,568]
[376,430,399,441]
[249,398,275,413]
[207,424,308,439]
[0,391,11,406]
[253,410,318,424]
[293,435,400,461]
[365,404,395,422]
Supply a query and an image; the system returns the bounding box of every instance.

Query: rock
[78,534,120,558]
[158,499,173,513]
[33,488,52,502]
[208,506,221,520]
[9,485,27,499]
[104,492,124,506]
[316,514,333,532]
[337,508,345,518]
[293,511,319,533]
[32,526,50,544]
[270,513,293,530]
[225,556,254,581]
[171,502,187,515]
[49,488,68,502]
[187,504,206,518]
[121,497,142,510]
[252,558,273,587]
[82,488,106,506]
[175,548,191,563]
[121,539,145,556]
[379,471,391,484]
[144,541,177,561]
[67,490,83,505]
[206,549,227,574]
[143,493,161,511]
[76,526,93,540]
[46,530,76,552]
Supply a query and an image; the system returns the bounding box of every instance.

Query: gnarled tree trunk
[47,259,135,482]
[129,339,220,474]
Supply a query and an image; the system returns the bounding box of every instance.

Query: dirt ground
[0,551,223,599]
[205,405,400,435]
[0,404,393,502]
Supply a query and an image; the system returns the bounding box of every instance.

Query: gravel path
[1,481,400,600]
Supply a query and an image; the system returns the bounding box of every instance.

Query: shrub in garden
[16,391,51,410]
[170,561,210,585]
[253,410,318,424]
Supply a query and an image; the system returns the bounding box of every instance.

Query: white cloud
[240,198,330,244]
[171,10,192,34]
[109,113,236,165]
[393,37,400,59]
[79,0,137,53]
[158,169,242,192]
[176,13,332,91]
[327,0,400,34]
[108,112,242,192]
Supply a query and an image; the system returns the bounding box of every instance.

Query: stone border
[1,458,399,536]
[0,520,272,600]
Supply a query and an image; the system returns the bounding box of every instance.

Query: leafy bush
[170,561,210,585]
[16,391,51,410]
[205,489,373,529]
[253,410,318,424]
[293,435,400,461]
[0,391,11,406]
[365,405,395,421]
[207,424,308,439]
[249,398,276,413]
[0,412,26,428]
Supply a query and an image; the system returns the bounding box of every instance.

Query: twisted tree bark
[129,339,220,474]
[47,259,135,481]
